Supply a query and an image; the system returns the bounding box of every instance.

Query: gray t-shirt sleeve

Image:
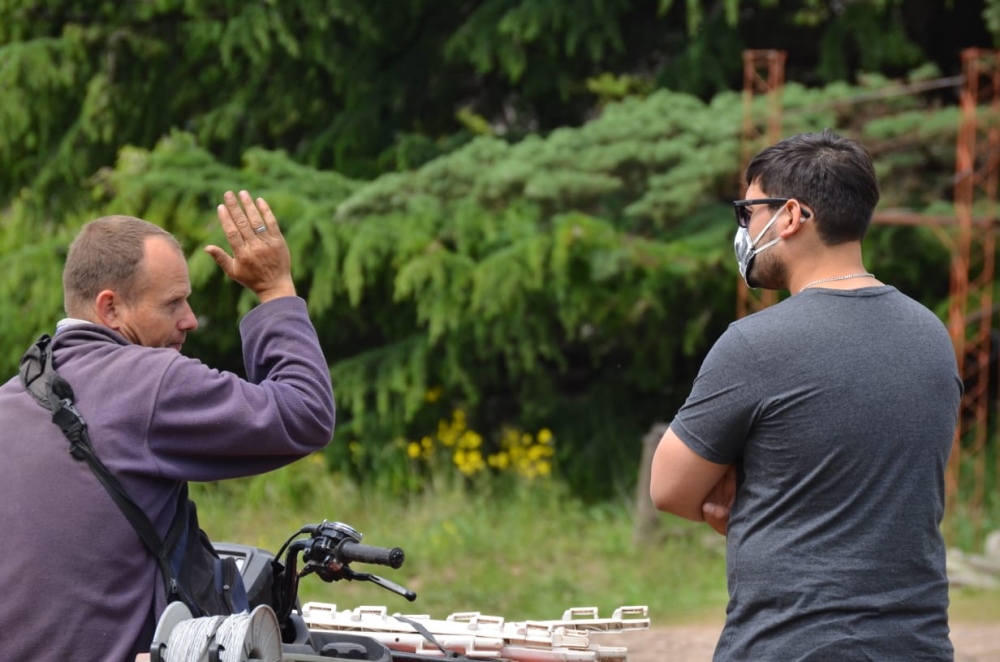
[670,325,762,465]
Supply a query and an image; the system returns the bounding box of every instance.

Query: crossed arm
[649,426,735,535]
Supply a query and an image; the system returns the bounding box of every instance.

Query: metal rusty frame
[946,48,1000,540]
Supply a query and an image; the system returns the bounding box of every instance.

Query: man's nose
[180,302,199,331]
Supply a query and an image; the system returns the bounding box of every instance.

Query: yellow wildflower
[488,452,510,470]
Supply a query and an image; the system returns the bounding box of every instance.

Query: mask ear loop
[750,207,785,254]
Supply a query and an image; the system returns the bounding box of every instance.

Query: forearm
[649,426,729,521]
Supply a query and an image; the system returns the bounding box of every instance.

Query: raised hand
[204,190,296,303]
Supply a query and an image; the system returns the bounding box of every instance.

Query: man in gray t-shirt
[650,130,961,661]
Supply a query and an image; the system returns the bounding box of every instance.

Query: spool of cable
[149,604,282,662]
[210,606,282,662]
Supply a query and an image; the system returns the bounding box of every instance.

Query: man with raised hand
[0,191,335,661]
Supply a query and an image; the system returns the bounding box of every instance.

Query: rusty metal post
[946,48,1000,544]
[737,50,786,318]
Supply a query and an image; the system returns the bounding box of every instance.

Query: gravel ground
[598,622,1000,661]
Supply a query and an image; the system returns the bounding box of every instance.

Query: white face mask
[733,207,784,286]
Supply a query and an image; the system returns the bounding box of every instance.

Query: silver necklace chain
[800,272,876,291]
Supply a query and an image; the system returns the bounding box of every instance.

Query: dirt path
[599,622,1000,661]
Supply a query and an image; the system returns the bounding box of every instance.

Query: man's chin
[747,264,785,291]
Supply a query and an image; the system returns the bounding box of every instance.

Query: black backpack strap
[18,334,188,607]
[19,334,66,410]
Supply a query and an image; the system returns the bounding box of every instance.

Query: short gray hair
[63,215,180,317]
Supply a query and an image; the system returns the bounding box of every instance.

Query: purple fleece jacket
[0,296,335,661]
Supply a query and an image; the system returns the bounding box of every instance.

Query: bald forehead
[134,235,189,288]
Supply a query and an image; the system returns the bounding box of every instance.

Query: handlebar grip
[338,541,405,569]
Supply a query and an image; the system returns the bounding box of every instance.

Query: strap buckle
[52,398,87,445]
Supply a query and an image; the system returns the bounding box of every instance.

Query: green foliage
[655,5,746,98]
[445,0,631,85]
[987,0,1000,42]
[334,89,744,231]
[587,73,656,105]
[3,0,990,223]
[816,6,922,82]
[0,194,83,369]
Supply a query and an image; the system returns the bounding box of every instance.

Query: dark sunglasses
[732,198,812,228]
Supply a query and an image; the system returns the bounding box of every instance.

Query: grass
[193,458,998,628]
[193,459,728,625]
[949,588,1000,623]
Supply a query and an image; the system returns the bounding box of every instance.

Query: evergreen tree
[1,0,992,215]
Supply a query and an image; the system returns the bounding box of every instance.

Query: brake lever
[339,565,418,602]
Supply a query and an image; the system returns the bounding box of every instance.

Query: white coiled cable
[162,614,226,661]
[213,611,254,662]
[159,607,281,662]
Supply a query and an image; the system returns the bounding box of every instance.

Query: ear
[94,290,123,329]
[777,201,810,239]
